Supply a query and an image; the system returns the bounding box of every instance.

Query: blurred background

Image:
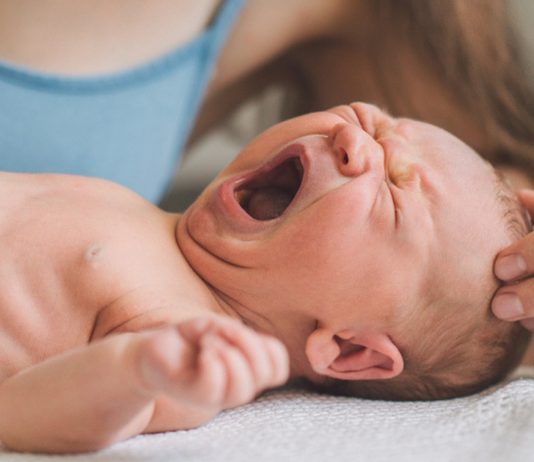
[161,0,534,212]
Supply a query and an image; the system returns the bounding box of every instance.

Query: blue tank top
[0,0,245,203]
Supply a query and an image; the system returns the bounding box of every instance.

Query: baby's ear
[305,326,404,381]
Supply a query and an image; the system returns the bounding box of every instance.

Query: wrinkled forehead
[402,119,500,227]
[402,118,491,176]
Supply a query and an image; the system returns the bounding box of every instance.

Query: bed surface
[2,375,534,462]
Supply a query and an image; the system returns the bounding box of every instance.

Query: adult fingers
[494,231,534,283]
[492,281,534,327]
[518,189,534,215]
[492,189,534,324]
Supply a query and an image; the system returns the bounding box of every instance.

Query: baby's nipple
[84,243,104,268]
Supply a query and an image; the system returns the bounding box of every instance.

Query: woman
[0,1,533,325]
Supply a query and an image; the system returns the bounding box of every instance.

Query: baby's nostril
[340,150,349,165]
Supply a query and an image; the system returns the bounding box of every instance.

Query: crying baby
[0,103,530,453]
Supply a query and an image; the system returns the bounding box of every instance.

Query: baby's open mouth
[234,156,304,220]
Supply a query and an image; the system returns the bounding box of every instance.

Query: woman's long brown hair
[373,0,534,178]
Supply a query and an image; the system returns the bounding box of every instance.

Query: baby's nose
[330,123,379,177]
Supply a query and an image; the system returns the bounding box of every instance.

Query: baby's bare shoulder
[0,172,142,214]
[0,172,179,378]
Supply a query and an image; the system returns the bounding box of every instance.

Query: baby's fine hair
[319,171,532,401]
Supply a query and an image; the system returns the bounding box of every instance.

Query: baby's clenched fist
[134,316,289,412]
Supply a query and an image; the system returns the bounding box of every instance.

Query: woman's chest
[0,0,221,75]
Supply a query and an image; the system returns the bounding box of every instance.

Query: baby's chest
[0,238,178,380]
[0,235,120,375]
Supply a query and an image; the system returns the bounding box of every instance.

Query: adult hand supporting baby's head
[492,190,534,330]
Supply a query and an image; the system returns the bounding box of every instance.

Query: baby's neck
[93,211,241,339]
[90,211,237,339]
[170,214,243,322]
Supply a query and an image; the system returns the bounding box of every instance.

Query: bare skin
[0,0,356,79]
[0,173,289,453]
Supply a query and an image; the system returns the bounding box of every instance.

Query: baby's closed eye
[387,158,419,188]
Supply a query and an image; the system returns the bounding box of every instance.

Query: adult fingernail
[492,293,524,320]
[521,318,534,332]
[495,254,527,280]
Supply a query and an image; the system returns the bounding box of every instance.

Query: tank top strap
[205,0,246,62]
[0,0,247,202]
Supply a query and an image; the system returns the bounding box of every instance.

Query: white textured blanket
[2,377,534,462]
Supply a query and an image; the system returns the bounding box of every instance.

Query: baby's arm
[0,316,288,454]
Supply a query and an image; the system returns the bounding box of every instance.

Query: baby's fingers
[207,335,257,408]
[136,328,193,393]
[179,316,282,388]
[261,335,290,387]
[135,328,226,409]
[210,321,279,388]
[191,335,228,407]
[175,317,217,344]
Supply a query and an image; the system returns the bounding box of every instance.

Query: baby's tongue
[247,187,293,220]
